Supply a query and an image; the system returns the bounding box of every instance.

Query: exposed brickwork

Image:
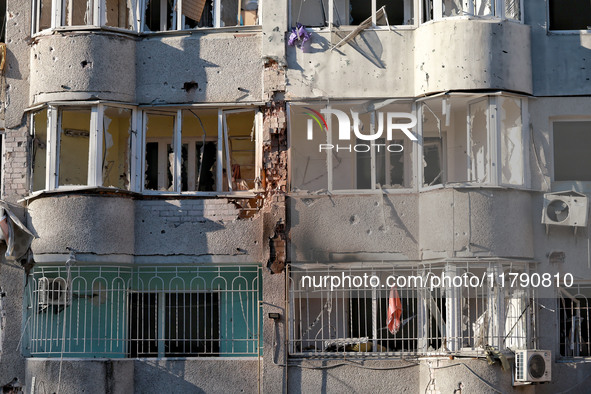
[2,126,29,201]
[139,199,240,223]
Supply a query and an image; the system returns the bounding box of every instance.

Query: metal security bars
[24,265,261,358]
[288,262,536,357]
[559,284,591,358]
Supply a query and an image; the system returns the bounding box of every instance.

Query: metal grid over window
[288,262,535,357]
[25,265,261,358]
[559,284,591,358]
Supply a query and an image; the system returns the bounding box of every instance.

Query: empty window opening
[549,0,591,30]
[468,98,490,183]
[58,108,91,187]
[103,107,132,190]
[423,137,444,186]
[553,121,591,182]
[144,0,173,31]
[63,0,95,26]
[181,109,218,192]
[222,110,256,192]
[31,109,48,193]
[144,112,175,191]
[0,0,6,42]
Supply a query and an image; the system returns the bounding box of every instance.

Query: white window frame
[30,102,138,193]
[140,107,262,195]
[289,0,419,30]
[419,0,523,24]
[417,94,529,191]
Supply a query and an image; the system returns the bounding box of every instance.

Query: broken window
[105,0,135,29]
[553,121,591,182]
[549,0,591,30]
[31,109,49,193]
[222,110,257,191]
[289,263,534,356]
[144,112,175,191]
[63,0,95,26]
[144,0,173,31]
[103,107,132,190]
[560,285,591,358]
[142,108,260,194]
[419,94,525,188]
[34,0,53,32]
[422,0,520,22]
[181,109,218,191]
[290,101,414,193]
[290,0,413,27]
[25,265,261,358]
[57,108,91,187]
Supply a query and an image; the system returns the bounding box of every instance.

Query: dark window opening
[145,0,173,31]
[129,292,220,357]
[349,0,405,25]
[553,121,591,182]
[145,142,159,190]
[424,137,443,186]
[549,0,591,30]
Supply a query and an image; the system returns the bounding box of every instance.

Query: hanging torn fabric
[0,201,36,262]
[387,286,402,335]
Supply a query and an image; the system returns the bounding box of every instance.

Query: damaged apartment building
[0,0,590,392]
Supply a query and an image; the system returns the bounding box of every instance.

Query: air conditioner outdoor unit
[38,277,71,306]
[541,191,588,227]
[515,349,552,383]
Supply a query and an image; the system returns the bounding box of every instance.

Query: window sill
[32,24,262,40]
[547,29,591,35]
[420,16,523,26]
[302,25,416,33]
[21,187,260,204]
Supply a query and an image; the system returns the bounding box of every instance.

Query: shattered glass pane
[58,108,91,186]
[103,107,131,189]
[31,109,48,192]
[442,0,463,17]
[183,0,214,28]
[144,0,173,31]
[504,0,520,20]
[223,111,256,191]
[181,109,217,191]
[423,138,443,186]
[499,97,523,185]
[473,0,492,16]
[468,98,489,183]
[144,113,174,191]
[64,0,94,26]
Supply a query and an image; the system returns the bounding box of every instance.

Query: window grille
[288,262,535,357]
[25,265,261,358]
[559,284,591,357]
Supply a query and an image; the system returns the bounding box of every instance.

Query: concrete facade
[0,0,590,393]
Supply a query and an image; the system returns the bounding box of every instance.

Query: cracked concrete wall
[415,19,532,95]
[30,33,136,104]
[136,33,262,104]
[419,188,534,260]
[289,194,420,263]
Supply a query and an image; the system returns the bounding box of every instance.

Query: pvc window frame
[29,102,138,193]
[141,0,262,33]
[419,0,523,24]
[417,94,529,191]
[140,108,262,195]
[32,0,142,34]
[289,0,419,31]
